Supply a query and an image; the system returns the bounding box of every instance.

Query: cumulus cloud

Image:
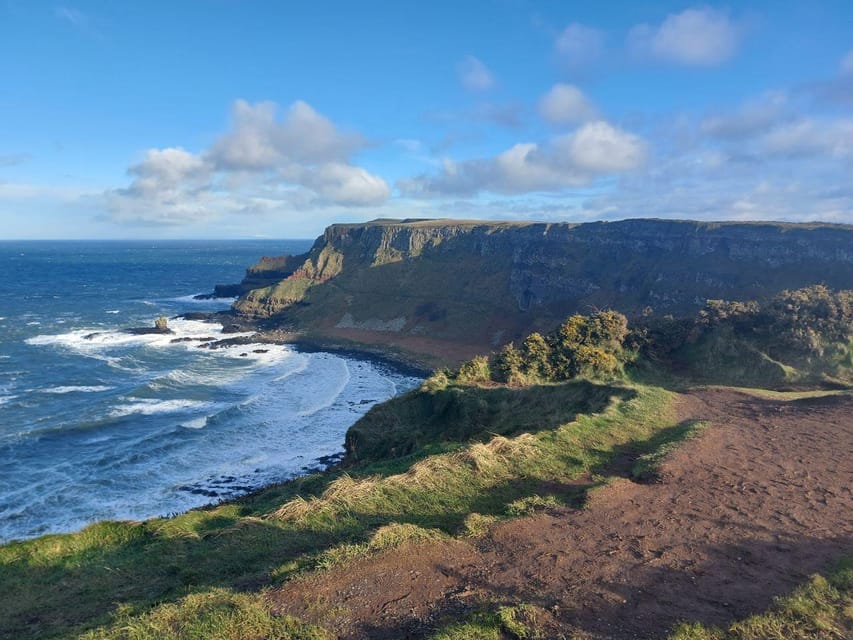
[106,100,389,225]
[125,148,210,194]
[555,23,605,69]
[628,7,740,66]
[457,56,496,92]
[399,121,645,197]
[208,100,366,170]
[570,102,853,225]
[538,84,597,125]
[281,162,390,206]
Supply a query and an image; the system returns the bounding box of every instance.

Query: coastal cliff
[226,218,853,358]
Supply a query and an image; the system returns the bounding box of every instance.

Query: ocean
[0,240,420,543]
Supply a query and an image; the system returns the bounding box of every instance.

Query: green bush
[456,356,492,384]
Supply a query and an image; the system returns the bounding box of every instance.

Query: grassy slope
[1,380,684,640]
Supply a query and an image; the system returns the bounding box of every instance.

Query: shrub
[456,356,492,384]
[520,332,553,379]
[421,370,450,392]
[493,343,524,384]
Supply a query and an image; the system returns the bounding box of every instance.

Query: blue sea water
[0,240,420,543]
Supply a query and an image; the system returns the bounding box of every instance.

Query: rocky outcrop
[223,218,853,351]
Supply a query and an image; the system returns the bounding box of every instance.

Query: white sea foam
[180,416,208,430]
[105,310,120,314]
[27,318,232,351]
[272,356,310,382]
[0,395,17,406]
[109,398,212,418]
[26,321,41,326]
[24,320,298,379]
[145,366,244,391]
[296,359,352,416]
[171,294,237,305]
[41,385,114,394]
[217,343,293,367]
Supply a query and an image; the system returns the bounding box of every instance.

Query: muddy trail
[271,389,853,639]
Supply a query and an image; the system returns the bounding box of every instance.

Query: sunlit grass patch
[79,589,328,640]
[668,558,852,640]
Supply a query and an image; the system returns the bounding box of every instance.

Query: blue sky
[1,1,852,238]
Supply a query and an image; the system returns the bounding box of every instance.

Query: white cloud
[628,7,740,66]
[559,121,646,173]
[281,162,390,206]
[126,148,210,194]
[107,147,215,225]
[457,56,496,92]
[555,23,605,69]
[399,121,645,197]
[208,100,365,170]
[106,100,389,225]
[538,84,597,125]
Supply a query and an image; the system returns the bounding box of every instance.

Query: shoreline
[179,310,435,378]
[2,314,427,546]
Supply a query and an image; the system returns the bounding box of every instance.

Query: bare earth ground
[271,389,853,639]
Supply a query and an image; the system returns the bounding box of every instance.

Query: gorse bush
[458,310,631,386]
[456,356,492,384]
[766,285,852,358]
[636,285,853,383]
[455,287,852,389]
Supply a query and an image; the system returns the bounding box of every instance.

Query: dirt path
[271,389,853,639]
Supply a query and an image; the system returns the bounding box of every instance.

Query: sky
[1,1,852,239]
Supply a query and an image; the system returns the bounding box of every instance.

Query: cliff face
[229,218,853,354]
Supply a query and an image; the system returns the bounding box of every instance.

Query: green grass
[345,379,629,462]
[427,605,541,640]
[0,381,681,640]
[668,558,852,639]
[79,590,328,640]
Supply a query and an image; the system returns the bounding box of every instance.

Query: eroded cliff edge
[222,218,853,363]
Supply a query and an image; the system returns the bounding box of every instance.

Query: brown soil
[270,389,853,639]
